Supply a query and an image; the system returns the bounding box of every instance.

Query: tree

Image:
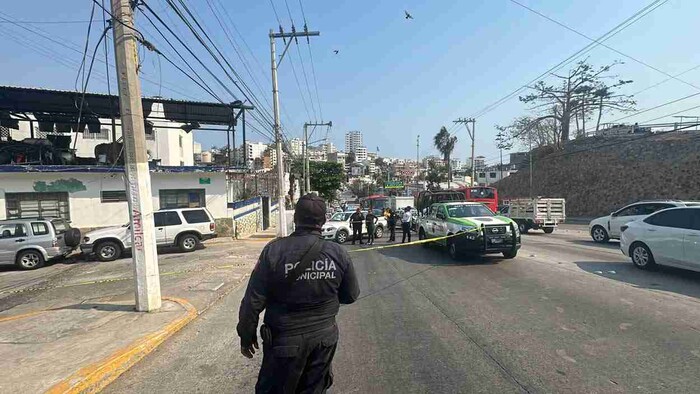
[496,116,560,150]
[433,126,457,184]
[348,179,377,198]
[519,60,635,145]
[345,152,355,164]
[309,161,345,202]
[425,160,447,191]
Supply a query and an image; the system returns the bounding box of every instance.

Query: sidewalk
[0,234,271,393]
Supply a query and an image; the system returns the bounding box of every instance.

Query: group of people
[348,206,413,245]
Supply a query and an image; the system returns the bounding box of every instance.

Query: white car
[322,211,386,244]
[620,207,700,272]
[81,208,217,261]
[589,201,700,243]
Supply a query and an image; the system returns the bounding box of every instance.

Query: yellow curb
[45,296,197,394]
[0,309,49,323]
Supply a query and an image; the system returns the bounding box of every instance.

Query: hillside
[493,131,700,217]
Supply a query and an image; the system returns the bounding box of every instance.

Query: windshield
[330,213,352,221]
[468,188,495,199]
[446,204,494,218]
[50,219,70,234]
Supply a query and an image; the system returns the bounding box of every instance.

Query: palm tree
[433,126,457,188]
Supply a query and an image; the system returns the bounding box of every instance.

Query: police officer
[365,210,378,245]
[349,207,364,245]
[237,194,360,394]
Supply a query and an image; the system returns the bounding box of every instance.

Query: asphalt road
[106,226,700,393]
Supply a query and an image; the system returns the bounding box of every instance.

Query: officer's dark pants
[352,225,363,244]
[388,225,396,241]
[366,224,375,244]
[256,324,338,394]
[402,222,411,243]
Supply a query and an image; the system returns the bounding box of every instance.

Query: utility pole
[270,27,320,237]
[111,0,161,311]
[303,121,332,194]
[416,134,419,182]
[454,118,476,186]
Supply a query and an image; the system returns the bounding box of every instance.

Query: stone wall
[214,218,233,237]
[270,202,279,228]
[231,197,263,239]
[494,132,700,217]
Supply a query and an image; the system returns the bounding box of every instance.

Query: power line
[509,0,699,91]
[0,20,101,24]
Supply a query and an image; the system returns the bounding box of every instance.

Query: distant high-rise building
[474,155,486,170]
[354,146,368,162]
[288,138,305,157]
[321,142,337,154]
[345,131,363,154]
[245,141,268,166]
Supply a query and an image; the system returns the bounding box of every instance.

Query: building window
[159,189,205,209]
[101,190,128,203]
[478,172,486,178]
[5,192,70,220]
[83,127,110,140]
[489,172,497,178]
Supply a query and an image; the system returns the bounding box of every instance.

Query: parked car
[589,200,700,243]
[417,201,521,261]
[80,208,217,262]
[322,211,386,243]
[0,217,80,270]
[620,207,700,272]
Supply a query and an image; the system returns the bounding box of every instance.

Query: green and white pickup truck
[417,201,521,260]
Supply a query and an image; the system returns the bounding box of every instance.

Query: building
[475,165,517,186]
[354,146,368,162]
[474,156,486,171]
[344,131,363,154]
[321,142,336,154]
[245,141,268,167]
[262,147,277,169]
[367,151,378,161]
[327,151,347,164]
[288,138,305,157]
[509,152,528,170]
[451,158,462,170]
[364,159,376,175]
[193,142,202,163]
[308,146,326,162]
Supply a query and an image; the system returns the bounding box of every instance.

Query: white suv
[589,201,700,243]
[322,211,386,243]
[81,208,217,261]
[620,207,700,272]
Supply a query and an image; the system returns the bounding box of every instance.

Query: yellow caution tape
[347,231,469,253]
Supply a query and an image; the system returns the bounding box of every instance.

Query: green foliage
[425,160,447,191]
[309,161,345,202]
[348,179,378,198]
[433,126,457,181]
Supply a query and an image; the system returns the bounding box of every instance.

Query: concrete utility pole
[270,27,320,237]
[111,0,161,311]
[416,134,419,180]
[454,118,476,186]
[303,121,332,194]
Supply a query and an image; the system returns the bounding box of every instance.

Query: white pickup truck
[501,198,566,234]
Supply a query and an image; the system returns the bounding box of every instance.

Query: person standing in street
[401,206,412,243]
[386,209,396,242]
[365,210,378,245]
[237,194,360,394]
[350,208,364,245]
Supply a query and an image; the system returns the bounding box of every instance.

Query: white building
[321,142,336,154]
[0,169,230,229]
[344,131,363,154]
[288,138,305,157]
[474,156,486,171]
[475,166,517,185]
[245,141,268,166]
[451,158,462,169]
[354,146,368,162]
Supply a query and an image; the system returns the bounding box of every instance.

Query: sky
[2,0,700,168]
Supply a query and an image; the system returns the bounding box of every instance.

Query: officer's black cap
[294,193,326,230]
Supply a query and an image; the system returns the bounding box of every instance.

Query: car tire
[447,239,461,261]
[502,249,518,259]
[16,249,45,270]
[630,242,656,270]
[375,226,384,239]
[95,241,122,262]
[419,228,430,248]
[64,228,82,247]
[336,229,349,244]
[518,221,529,234]
[591,225,609,243]
[179,234,199,253]
[543,228,554,234]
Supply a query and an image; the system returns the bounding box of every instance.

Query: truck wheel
[336,229,349,244]
[419,229,430,248]
[374,226,384,239]
[591,226,609,243]
[179,234,199,252]
[16,249,45,270]
[518,222,529,234]
[502,249,518,259]
[95,241,122,262]
[543,228,554,234]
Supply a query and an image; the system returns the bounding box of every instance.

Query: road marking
[212,282,224,291]
[556,349,577,363]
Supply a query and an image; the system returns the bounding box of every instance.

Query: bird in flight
[405,10,413,19]
[333,50,339,54]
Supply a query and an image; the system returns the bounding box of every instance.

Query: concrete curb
[45,297,197,394]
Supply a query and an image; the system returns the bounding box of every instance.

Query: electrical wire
[284,0,318,120]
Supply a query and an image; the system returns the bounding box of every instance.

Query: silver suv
[0,218,80,270]
[81,208,218,262]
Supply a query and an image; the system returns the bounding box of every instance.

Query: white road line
[212,282,225,291]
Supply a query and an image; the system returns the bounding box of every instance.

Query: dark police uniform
[237,228,360,393]
[350,211,364,245]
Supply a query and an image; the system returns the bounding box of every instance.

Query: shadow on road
[57,303,136,312]
[375,243,505,267]
[567,239,621,250]
[575,261,700,300]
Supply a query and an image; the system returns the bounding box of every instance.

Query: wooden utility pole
[270,27,320,236]
[111,0,161,311]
